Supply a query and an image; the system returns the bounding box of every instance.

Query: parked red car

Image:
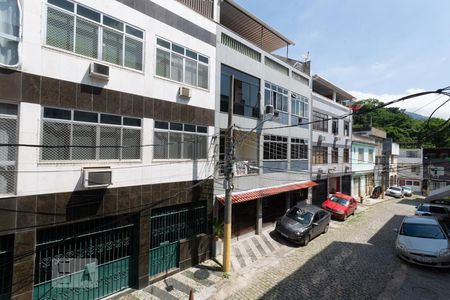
[321,193,358,220]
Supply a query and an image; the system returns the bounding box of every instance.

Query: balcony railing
[176,0,214,19]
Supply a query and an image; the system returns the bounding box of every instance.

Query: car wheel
[323,224,329,234]
[302,235,310,246]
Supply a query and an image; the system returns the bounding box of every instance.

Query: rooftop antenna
[302,51,311,62]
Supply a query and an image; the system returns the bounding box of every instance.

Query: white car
[385,186,403,198]
[401,186,413,197]
[395,216,450,268]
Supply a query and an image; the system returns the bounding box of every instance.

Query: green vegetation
[353,99,450,148]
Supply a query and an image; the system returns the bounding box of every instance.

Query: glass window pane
[171,53,183,82]
[172,44,184,55]
[102,28,123,65]
[183,133,195,159]
[198,55,208,64]
[196,135,207,159]
[186,49,197,60]
[155,48,170,78]
[0,37,19,66]
[122,128,141,159]
[169,132,182,159]
[75,17,98,58]
[196,126,207,133]
[264,89,271,106]
[100,114,121,125]
[154,121,168,129]
[157,38,170,49]
[170,122,182,131]
[184,124,196,132]
[123,117,141,127]
[46,7,74,51]
[99,126,121,159]
[125,25,143,39]
[43,107,71,120]
[74,110,97,123]
[185,58,197,86]
[0,117,17,162]
[77,5,100,22]
[124,37,143,70]
[103,15,123,31]
[41,121,71,160]
[154,131,168,159]
[72,124,97,160]
[48,0,74,12]
[198,63,208,89]
[0,103,17,116]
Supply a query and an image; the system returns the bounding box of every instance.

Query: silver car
[386,186,403,198]
[415,203,450,218]
[395,216,450,268]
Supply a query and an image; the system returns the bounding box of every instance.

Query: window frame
[358,148,364,162]
[0,103,19,195]
[331,147,339,164]
[290,138,308,160]
[155,36,210,90]
[263,135,288,160]
[40,107,142,162]
[0,0,22,68]
[343,148,350,163]
[291,93,309,119]
[264,82,289,113]
[44,0,145,72]
[312,111,328,132]
[312,146,328,164]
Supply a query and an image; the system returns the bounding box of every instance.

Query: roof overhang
[312,75,355,101]
[216,181,317,204]
[220,0,295,53]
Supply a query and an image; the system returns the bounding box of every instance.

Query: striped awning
[216,181,317,204]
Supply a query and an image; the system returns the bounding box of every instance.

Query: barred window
[153,121,208,160]
[264,135,288,160]
[264,82,288,112]
[41,107,142,161]
[0,0,21,67]
[332,147,339,164]
[343,148,350,163]
[156,37,209,89]
[46,0,144,71]
[312,111,328,132]
[291,138,308,159]
[312,146,328,164]
[0,103,18,195]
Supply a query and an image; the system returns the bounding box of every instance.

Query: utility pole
[223,75,234,273]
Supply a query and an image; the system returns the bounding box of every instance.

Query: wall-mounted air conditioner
[179,86,192,99]
[89,62,110,80]
[264,105,274,115]
[83,168,112,188]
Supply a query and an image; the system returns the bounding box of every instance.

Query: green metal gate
[33,217,136,300]
[0,235,14,300]
[149,202,207,276]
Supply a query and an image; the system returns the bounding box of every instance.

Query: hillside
[352,99,450,148]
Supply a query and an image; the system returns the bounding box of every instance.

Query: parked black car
[276,204,331,246]
[371,186,382,199]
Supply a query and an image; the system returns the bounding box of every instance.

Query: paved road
[224,198,450,300]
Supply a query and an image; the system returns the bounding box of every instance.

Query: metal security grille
[149,202,207,276]
[33,217,136,300]
[46,7,75,51]
[0,235,14,300]
[0,106,18,195]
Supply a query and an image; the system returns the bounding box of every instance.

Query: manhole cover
[194,269,210,280]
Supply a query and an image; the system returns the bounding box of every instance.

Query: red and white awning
[216,181,317,204]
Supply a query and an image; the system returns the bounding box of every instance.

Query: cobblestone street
[218,197,450,300]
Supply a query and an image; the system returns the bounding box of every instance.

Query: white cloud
[350,89,450,119]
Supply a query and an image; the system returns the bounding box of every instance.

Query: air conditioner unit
[179,86,192,98]
[89,62,110,80]
[83,168,112,188]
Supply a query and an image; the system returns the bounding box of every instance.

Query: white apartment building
[398,148,423,193]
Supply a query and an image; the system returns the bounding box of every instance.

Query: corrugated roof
[216,181,317,204]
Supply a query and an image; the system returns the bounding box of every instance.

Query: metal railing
[176,0,214,19]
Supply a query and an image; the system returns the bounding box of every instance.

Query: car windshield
[390,187,401,191]
[400,223,446,239]
[403,187,412,191]
[330,196,350,206]
[286,207,313,225]
[417,205,429,212]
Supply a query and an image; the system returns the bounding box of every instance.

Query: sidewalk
[120,225,291,300]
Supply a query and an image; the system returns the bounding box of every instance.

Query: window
[406,150,419,158]
[291,138,308,159]
[220,65,260,118]
[291,93,309,118]
[358,148,364,162]
[263,135,288,160]
[312,111,328,132]
[0,0,21,67]
[156,37,209,89]
[264,82,288,112]
[332,148,339,164]
[264,57,289,76]
[153,121,208,160]
[343,148,350,163]
[0,103,18,194]
[332,119,339,135]
[344,121,350,136]
[45,0,144,70]
[411,166,419,173]
[368,149,374,162]
[41,107,142,161]
[312,146,328,164]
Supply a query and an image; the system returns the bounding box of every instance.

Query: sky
[234,0,450,119]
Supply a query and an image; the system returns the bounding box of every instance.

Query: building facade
[310,75,354,205]
[383,139,400,187]
[398,148,423,193]
[351,134,376,198]
[0,0,218,299]
[213,0,315,244]
[423,148,450,194]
